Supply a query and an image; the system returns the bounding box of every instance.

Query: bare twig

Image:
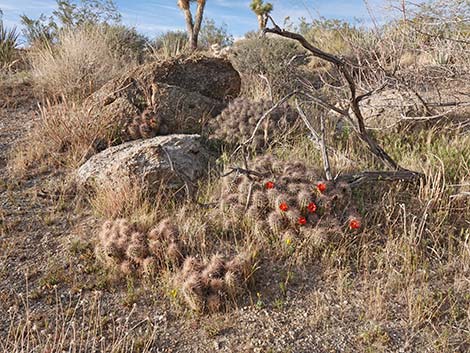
[336,170,423,187]
[401,103,470,120]
[295,101,355,164]
[258,74,273,101]
[161,146,193,200]
[320,115,332,181]
[294,101,332,179]
[221,167,267,179]
[450,192,470,199]
[295,101,321,142]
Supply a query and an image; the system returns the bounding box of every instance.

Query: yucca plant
[161,33,187,58]
[0,20,19,69]
[149,30,188,60]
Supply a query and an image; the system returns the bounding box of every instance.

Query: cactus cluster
[219,155,361,246]
[123,108,163,141]
[173,252,254,313]
[209,97,300,150]
[95,218,184,275]
[95,219,255,313]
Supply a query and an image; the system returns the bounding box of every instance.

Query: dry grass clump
[209,97,301,150]
[10,94,164,176]
[172,252,255,313]
[219,155,361,250]
[9,98,117,175]
[29,25,135,101]
[95,218,184,275]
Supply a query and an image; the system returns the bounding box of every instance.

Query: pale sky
[0,0,389,42]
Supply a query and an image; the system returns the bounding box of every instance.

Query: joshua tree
[250,0,273,31]
[177,0,206,50]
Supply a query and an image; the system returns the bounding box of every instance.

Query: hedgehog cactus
[174,252,254,313]
[209,97,300,150]
[218,155,361,245]
[95,218,184,275]
[147,219,184,267]
[96,219,140,267]
[124,107,162,141]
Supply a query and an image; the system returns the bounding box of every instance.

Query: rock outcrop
[91,55,241,141]
[77,134,214,194]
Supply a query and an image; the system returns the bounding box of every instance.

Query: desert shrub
[102,24,148,63]
[199,18,233,48]
[0,19,19,70]
[230,36,310,99]
[208,97,301,150]
[95,218,184,275]
[298,18,362,56]
[217,155,361,255]
[20,0,121,46]
[28,25,135,100]
[172,252,255,313]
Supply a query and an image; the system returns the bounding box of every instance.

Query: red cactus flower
[265,181,275,189]
[317,182,327,193]
[349,219,361,230]
[298,217,307,225]
[279,202,289,212]
[307,202,317,213]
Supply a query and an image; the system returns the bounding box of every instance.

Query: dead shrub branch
[263,15,424,182]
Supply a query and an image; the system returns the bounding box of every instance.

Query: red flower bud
[298,217,307,225]
[317,182,327,193]
[349,219,361,230]
[307,202,317,213]
[265,181,275,189]
[279,202,289,212]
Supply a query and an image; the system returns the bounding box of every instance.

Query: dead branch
[294,101,332,180]
[336,170,423,187]
[320,115,333,181]
[295,101,355,165]
[264,16,414,171]
[295,101,322,142]
[222,168,422,189]
[400,103,470,120]
[222,167,267,179]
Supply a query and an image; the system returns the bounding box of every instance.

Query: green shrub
[199,18,233,48]
[103,24,148,63]
[230,36,309,99]
[20,0,121,46]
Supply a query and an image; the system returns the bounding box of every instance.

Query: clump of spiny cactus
[123,107,162,141]
[218,155,362,246]
[95,218,184,275]
[147,218,184,267]
[173,252,254,313]
[209,97,300,150]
